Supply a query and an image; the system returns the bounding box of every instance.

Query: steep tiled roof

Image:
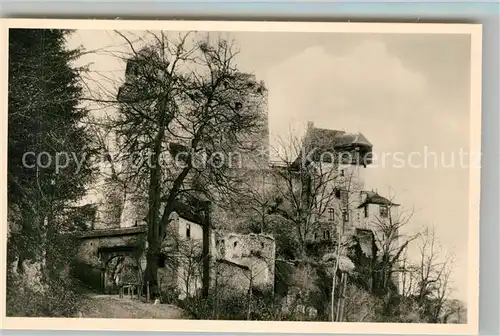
[292,123,373,168]
[157,198,216,228]
[357,191,400,208]
[171,201,206,225]
[305,126,372,151]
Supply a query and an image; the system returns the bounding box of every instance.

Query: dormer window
[234,102,243,110]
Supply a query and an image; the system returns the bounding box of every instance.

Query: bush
[159,285,181,304]
[178,285,315,321]
[179,290,248,320]
[6,268,83,317]
[6,231,85,317]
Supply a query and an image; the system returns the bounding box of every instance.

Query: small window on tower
[335,189,341,199]
[364,205,369,218]
[340,169,345,177]
[186,223,191,239]
[328,208,335,221]
[343,211,349,222]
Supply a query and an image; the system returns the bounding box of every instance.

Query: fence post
[147,281,150,302]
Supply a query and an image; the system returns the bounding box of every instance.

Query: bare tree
[84,31,267,294]
[266,133,362,259]
[170,238,204,299]
[441,299,467,324]
[414,225,457,323]
[257,131,365,321]
[370,199,418,294]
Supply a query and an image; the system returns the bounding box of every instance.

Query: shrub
[159,285,181,304]
[6,267,83,317]
[179,289,248,320]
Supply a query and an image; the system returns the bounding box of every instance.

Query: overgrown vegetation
[7,29,95,317]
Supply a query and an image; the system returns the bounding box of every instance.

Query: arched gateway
[71,225,147,293]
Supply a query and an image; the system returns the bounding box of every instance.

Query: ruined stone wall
[216,233,276,290]
[238,77,269,171]
[214,260,251,293]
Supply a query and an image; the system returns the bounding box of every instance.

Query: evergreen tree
[7,29,95,316]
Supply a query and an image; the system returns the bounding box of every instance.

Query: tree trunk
[144,133,164,296]
[330,263,338,322]
[202,201,211,298]
[247,276,253,320]
[145,245,159,296]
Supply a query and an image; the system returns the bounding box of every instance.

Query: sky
[67,30,473,303]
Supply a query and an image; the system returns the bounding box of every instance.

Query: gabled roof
[158,198,216,228]
[305,125,372,151]
[334,132,372,148]
[291,123,373,168]
[357,191,400,208]
[171,201,206,225]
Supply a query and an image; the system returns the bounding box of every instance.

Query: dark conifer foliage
[7,29,95,317]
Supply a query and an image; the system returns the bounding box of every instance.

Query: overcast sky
[68,30,472,303]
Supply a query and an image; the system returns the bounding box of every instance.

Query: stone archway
[99,248,142,294]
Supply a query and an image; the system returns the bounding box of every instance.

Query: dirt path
[78,294,187,319]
